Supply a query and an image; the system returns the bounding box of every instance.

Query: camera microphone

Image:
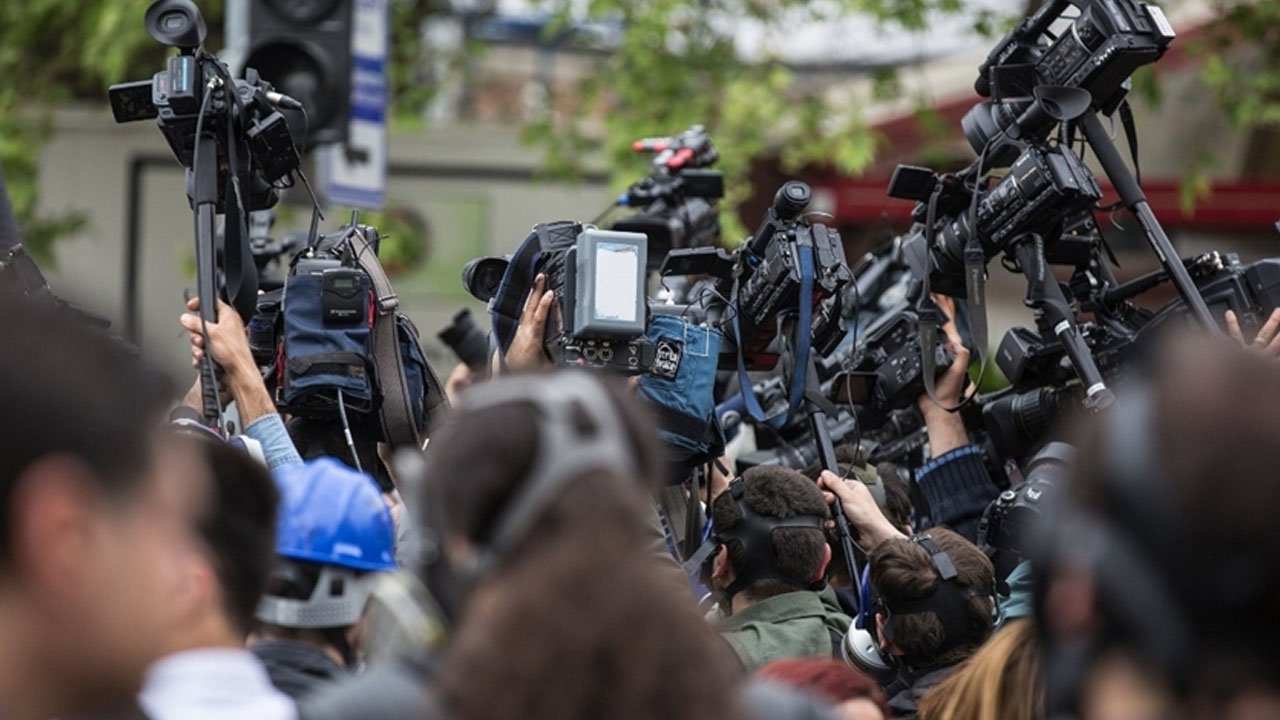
[265,91,304,110]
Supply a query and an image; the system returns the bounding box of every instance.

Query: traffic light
[225,0,352,150]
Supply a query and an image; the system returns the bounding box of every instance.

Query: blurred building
[33,0,1278,379]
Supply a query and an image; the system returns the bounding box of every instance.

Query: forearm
[914,445,999,543]
[223,355,276,427]
[922,406,970,458]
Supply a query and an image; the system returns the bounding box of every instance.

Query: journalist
[252,458,398,700]
[707,466,854,671]
[0,304,203,720]
[138,427,294,720]
[1038,338,1280,720]
[865,529,997,718]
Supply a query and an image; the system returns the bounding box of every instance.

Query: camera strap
[349,229,422,449]
[732,242,815,429]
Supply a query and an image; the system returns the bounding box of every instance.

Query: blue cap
[272,458,397,572]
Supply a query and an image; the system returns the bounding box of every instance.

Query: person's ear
[9,457,101,604]
[712,544,734,585]
[815,542,833,581]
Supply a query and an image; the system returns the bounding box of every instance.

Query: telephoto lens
[438,309,490,373]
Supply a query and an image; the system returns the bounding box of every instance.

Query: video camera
[662,181,852,371]
[965,0,1175,166]
[465,222,657,375]
[108,0,302,214]
[611,125,725,272]
[107,0,310,427]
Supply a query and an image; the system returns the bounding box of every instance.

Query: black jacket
[252,640,346,701]
[886,664,957,720]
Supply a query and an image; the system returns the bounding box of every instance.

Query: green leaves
[520,0,962,236]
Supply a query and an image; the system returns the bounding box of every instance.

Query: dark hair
[1063,338,1280,691]
[870,527,994,668]
[431,374,745,720]
[757,657,889,714]
[185,435,279,636]
[0,304,172,565]
[710,465,831,601]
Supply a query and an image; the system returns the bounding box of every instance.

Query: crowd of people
[2,266,1280,720]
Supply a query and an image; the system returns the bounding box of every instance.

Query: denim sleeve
[243,413,304,469]
[914,444,999,544]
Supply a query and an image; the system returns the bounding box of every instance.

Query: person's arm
[817,470,907,550]
[180,297,302,468]
[910,294,998,542]
[912,445,996,543]
[917,294,972,457]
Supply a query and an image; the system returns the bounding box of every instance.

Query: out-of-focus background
[4,0,1278,379]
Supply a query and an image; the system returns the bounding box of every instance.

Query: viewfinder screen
[593,241,640,323]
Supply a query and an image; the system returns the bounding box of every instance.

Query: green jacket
[719,586,854,672]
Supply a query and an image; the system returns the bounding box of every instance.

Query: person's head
[0,304,203,718]
[709,465,833,604]
[166,431,279,647]
[255,458,397,667]
[869,528,995,670]
[803,445,912,588]
[757,657,889,720]
[427,372,744,720]
[1039,338,1280,719]
[917,618,1044,720]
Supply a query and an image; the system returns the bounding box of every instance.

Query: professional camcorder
[662,181,853,371]
[108,0,310,427]
[611,125,725,272]
[466,221,657,375]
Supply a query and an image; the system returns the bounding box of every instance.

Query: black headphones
[843,532,997,678]
[701,477,827,599]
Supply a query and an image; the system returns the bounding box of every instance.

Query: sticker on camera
[653,339,684,379]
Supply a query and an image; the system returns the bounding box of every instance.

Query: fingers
[522,274,547,323]
[186,296,200,312]
[1226,310,1245,345]
[216,298,237,322]
[1256,308,1280,350]
[533,290,554,328]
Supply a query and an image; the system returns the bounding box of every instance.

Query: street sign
[319,0,389,210]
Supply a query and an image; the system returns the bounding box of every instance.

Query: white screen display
[593,241,640,323]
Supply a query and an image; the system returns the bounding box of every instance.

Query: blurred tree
[0,0,436,263]
[2,0,1278,259]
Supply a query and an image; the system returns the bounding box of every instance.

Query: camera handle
[1010,236,1115,412]
[1077,112,1219,335]
[192,132,223,427]
[802,353,864,614]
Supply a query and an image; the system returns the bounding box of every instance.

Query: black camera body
[110,58,299,214]
[613,126,725,273]
[832,307,956,414]
[966,0,1176,158]
[923,145,1102,295]
[663,181,852,371]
